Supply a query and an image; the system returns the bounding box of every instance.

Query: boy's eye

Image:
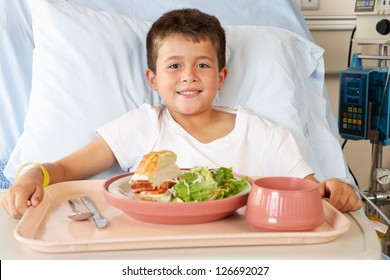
[197,63,210,69]
[168,64,180,69]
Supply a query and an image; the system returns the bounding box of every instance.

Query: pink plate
[102,173,252,225]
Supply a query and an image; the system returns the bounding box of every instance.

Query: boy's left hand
[318,178,362,213]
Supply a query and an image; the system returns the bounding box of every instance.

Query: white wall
[296,0,355,16]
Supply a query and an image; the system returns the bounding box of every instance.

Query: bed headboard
[0,0,354,187]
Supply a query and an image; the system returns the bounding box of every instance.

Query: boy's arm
[55,136,117,182]
[305,174,362,213]
[0,137,116,219]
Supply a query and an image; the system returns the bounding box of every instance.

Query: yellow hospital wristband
[16,162,50,188]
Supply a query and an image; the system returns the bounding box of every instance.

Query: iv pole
[364,44,390,255]
[369,44,387,194]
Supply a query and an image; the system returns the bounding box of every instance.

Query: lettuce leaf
[211,167,248,198]
[172,166,248,202]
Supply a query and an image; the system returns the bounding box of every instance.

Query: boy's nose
[181,69,198,82]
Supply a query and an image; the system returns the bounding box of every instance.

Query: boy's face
[146,34,227,117]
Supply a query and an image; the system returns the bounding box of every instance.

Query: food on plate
[129,150,182,202]
[129,150,249,203]
[172,166,249,202]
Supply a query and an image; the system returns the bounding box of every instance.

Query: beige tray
[14,180,351,253]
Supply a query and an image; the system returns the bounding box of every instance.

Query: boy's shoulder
[111,103,164,125]
[237,106,294,139]
[237,106,280,128]
[213,105,279,129]
[138,103,164,111]
[128,103,165,116]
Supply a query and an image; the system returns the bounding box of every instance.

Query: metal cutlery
[68,199,93,221]
[80,195,107,228]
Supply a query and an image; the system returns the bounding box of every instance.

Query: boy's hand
[318,178,362,213]
[0,182,44,219]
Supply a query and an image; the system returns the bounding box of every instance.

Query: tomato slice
[140,188,168,195]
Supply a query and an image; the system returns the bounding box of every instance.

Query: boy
[1,9,361,219]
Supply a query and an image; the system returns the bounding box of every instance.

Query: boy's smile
[146,34,227,118]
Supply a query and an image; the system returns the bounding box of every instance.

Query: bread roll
[131,150,181,187]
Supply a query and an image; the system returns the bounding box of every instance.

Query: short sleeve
[262,126,314,178]
[96,104,162,171]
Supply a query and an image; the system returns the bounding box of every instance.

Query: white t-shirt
[97,104,313,177]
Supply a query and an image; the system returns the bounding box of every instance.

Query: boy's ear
[218,67,228,90]
[145,68,157,90]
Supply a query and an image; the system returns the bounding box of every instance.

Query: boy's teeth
[180,91,197,95]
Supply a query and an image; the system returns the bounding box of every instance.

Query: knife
[80,195,107,228]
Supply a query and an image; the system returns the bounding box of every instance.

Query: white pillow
[218,25,321,164]
[0,0,314,162]
[5,0,326,181]
[5,0,154,179]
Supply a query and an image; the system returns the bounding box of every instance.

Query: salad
[171,166,249,202]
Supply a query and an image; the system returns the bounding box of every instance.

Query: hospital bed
[0,0,384,260]
[0,0,355,187]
